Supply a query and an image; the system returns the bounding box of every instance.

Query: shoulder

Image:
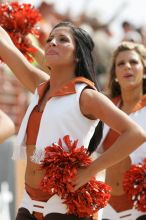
[73,77,96,90]
[80,88,121,119]
[80,88,109,119]
[81,88,106,105]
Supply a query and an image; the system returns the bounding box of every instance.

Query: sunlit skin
[115,50,144,113]
[45,27,76,64]
[44,27,76,79]
[115,50,144,96]
[106,50,145,195]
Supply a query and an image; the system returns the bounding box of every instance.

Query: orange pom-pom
[40,135,111,217]
[0,2,41,62]
[123,158,146,212]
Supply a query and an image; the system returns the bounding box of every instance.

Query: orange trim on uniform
[109,193,133,212]
[132,94,146,112]
[25,183,52,201]
[25,184,53,220]
[26,77,95,146]
[103,94,146,150]
[37,76,95,100]
[112,94,146,112]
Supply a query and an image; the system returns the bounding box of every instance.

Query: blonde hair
[106,41,146,98]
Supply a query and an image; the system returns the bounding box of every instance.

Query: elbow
[141,130,146,142]
[135,126,146,144]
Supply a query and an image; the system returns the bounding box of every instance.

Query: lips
[46,50,58,55]
[123,73,133,78]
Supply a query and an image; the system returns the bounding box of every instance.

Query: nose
[125,62,131,69]
[49,38,56,46]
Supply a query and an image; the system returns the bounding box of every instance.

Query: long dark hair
[106,41,146,98]
[53,21,103,154]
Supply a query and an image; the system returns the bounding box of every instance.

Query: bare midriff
[105,156,131,195]
[105,156,133,211]
[103,128,132,195]
[25,145,45,189]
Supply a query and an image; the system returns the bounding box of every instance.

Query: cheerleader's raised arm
[0,26,49,93]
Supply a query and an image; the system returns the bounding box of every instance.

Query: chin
[45,59,59,66]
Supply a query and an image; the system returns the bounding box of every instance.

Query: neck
[49,65,76,91]
[121,86,143,107]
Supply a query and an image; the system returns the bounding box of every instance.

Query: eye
[117,61,125,66]
[59,36,69,43]
[130,59,139,64]
[46,37,53,43]
[46,38,51,43]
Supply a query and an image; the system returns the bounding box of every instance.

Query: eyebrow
[49,33,68,38]
[117,58,139,62]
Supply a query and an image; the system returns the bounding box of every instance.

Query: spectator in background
[99,41,146,220]
[138,25,146,48]
[121,21,142,43]
[91,19,115,88]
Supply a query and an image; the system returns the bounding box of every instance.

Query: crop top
[102,94,146,152]
[103,129,119,151]
[25,76,96,146]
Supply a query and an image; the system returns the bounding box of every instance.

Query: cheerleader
[0,23,145,220]
[100,41,146,220]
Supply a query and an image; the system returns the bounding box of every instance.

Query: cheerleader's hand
[73,163,96,191]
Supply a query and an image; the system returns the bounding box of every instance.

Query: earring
[143,75,146,79]
[115,78,118,82]
[75,58,79,63]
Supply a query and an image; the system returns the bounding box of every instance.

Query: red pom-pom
[123,158,146,212]
[40,135,111,217]
[0,2,41,62]
[65,179,111,217]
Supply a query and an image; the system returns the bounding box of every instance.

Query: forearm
[33,45,49,73]
[0,27,49,92]
[0,26,14,47]
[91,127,146,175]
[0,41,37,91]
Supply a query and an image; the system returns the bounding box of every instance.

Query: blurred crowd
[33,1,146,89]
